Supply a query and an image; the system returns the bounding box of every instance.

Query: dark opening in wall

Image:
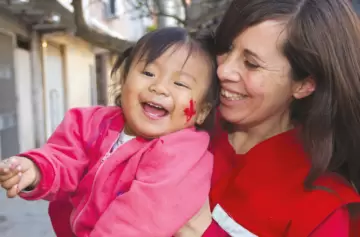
[16,36,30,51]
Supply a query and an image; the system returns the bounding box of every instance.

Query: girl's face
[217,20,314,131]
[121,45,212,138]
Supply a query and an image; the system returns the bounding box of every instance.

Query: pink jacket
[19,106,213,237]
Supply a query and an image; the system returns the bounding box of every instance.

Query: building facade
[0,0,149,158]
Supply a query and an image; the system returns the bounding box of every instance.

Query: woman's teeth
[221,89,247,100]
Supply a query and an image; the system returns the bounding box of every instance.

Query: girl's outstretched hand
[0,156,40,198]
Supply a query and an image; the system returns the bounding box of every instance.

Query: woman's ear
[196,103,212,125]
[293,76,316,99]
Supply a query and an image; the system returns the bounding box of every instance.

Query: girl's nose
[148,81,170,97]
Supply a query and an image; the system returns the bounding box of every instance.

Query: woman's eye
[142,71,155,77]
[174,81,189,89]
[244,60,259,69]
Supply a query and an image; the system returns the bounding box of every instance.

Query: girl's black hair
[111,27,219,133]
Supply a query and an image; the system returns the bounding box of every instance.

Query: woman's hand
[175,198,212,237]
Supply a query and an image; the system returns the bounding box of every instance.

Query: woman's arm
[175,200,229,237]
[309,207,349,237]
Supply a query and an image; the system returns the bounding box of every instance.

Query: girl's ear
[196,103,212,125]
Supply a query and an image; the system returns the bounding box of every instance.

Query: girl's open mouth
[142,102,169,120]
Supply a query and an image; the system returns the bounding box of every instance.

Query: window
[353,1,360,14]
[105,0,119,18]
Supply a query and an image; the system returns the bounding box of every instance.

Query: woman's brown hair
[216,0,360,191]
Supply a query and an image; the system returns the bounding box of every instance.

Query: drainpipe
[30,31,46,147]
[95,53,109,105]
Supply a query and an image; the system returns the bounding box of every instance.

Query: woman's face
[217,20,314,128]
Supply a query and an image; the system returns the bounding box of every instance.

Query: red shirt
[204,127,360,236]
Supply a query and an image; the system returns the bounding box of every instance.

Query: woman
[48,0,360,236]
[178,0,360,236]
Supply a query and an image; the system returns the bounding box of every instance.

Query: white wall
[57,0,146,41]
[85,0,149,42]
[14,48,35,152]
[42,43,66,139]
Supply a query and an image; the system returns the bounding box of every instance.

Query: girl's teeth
[148,103,163,109]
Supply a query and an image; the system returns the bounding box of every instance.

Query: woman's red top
[203,127,360,236]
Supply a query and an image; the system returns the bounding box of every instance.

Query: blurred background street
[0,189,55,237]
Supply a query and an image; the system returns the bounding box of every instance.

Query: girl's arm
[19,107,102,201]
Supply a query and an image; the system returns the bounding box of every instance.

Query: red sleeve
[309,207,349,237]
[89,129,213,237]
[202,220,229,237]
[19,106,103,201]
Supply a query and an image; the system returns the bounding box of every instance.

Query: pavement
[0,189,56,237]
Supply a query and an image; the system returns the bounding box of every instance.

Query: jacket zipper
[71,138,118,233]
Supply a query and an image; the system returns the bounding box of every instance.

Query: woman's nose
[217,55,241,82]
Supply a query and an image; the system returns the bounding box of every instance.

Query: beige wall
[64,42,95,108]
[42,34,96,109]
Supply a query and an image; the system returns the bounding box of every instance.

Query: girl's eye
[174,81,189,89]
[244,60,259,69]
[142,71,155,77]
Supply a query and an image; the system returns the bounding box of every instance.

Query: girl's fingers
[7,158,21,171]
[0,157,20,173]
[0,159,11,174]
[1,172,21,189]
[17,170,36,193]
[6,184,19,198]
[0,166,21,182]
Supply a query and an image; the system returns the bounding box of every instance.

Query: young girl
[0,27,219,237]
